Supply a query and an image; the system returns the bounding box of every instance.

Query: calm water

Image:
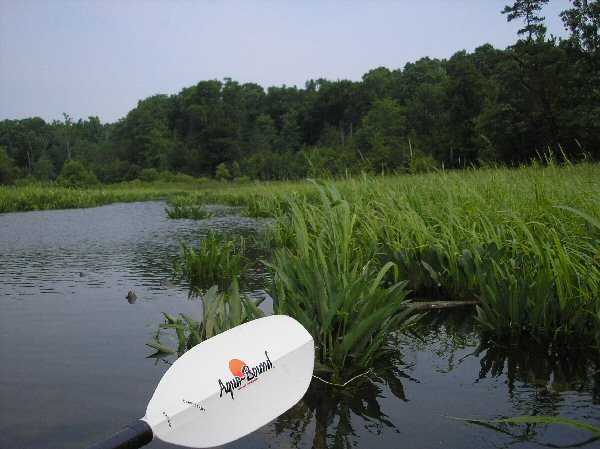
[0,202,598,449]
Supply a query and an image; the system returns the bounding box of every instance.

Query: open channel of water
[0,201,598,449]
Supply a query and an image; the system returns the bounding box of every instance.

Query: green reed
[149,162,598,379]
[267,182,418,383]
[165,205,214,219]
[356,164,600,345]
[240,195,288,218]
[148,279,265,355]
[449,415,600,446]
[171,231,251,294]
[254,163,598,348]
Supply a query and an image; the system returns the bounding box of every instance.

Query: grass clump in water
[171,231,251,294]
[148,279,265,355]
[363,163,600,346]
[165,205,214,219]
[267,182,418,383]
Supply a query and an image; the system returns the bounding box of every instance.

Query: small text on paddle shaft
[162,411,172,428]
[183,399,206,411]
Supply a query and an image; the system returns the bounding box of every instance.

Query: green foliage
[450,414,600,443]
[33,152,56,181]
[231,160,242,178]
[140,167,160,182]
[0,147,20,185]
[369,164,600,345]
[561,0,600,55]
[502,0,550,41]
[354,98,408,171]
[0,182,201,213]
[193,163,599,349]
[267,182,417,383]
[214,162,231,181]
[57,160,99,187]
[171,231,251,294]
[2,0,600,183]
[471,212,600,344]
[95,160,140,183]
[148,279,265,355]
[493,416,600,436]
[302,146,358,177]
[408,153,437,174]
[165,205,214,220]
[241,194,288,218]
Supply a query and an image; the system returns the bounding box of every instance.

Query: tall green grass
[165,205,214,219]
[221,163,598,348]
[0,182,199,213]
[267,183,418,383]
[166,163,598,357]
[363,164,599,344]
[171,231,251,294]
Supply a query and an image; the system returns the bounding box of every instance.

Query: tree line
[1,0,598,185]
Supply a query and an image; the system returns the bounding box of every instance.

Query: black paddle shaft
[84,420,153,449]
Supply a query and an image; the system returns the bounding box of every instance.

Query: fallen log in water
[405,300,478,310]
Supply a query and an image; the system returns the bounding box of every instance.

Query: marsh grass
[267,182,418,382]
[361,164,600,345]
[240,195,288,218]
[0,181,203,213]
[250,163,599,348]
[165,205,214,219]
[489,416,600,436]
[147,279,265,355]
[185,163,598,350]
[171,231,251,294]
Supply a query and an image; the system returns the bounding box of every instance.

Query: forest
[1,0,598,184]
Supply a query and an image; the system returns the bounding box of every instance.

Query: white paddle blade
[144,315,314,448]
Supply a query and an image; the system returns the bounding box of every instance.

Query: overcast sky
[0,0,572,124]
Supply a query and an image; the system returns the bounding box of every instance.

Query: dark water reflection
[252,311,600,449]
[1,203,598,449]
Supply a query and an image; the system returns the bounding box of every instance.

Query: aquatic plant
[241,195,287,218]
[148,279,265,355]
[171,231,251,293]
[364,164,600,345]
[449,415,600,447]
[165,205,214,219]
[471,221,599,344]
[490,416,600,436]
[267,182,417,383]
[0,182,195,212]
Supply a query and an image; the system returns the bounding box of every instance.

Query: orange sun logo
[229,359,247,378]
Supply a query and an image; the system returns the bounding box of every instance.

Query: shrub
[215,163,232,181]
[140,168,160,182]
[57,160,100,187]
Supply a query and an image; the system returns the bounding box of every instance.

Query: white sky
[0,0,572,124]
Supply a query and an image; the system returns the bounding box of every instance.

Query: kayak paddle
[85,315,314,449]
